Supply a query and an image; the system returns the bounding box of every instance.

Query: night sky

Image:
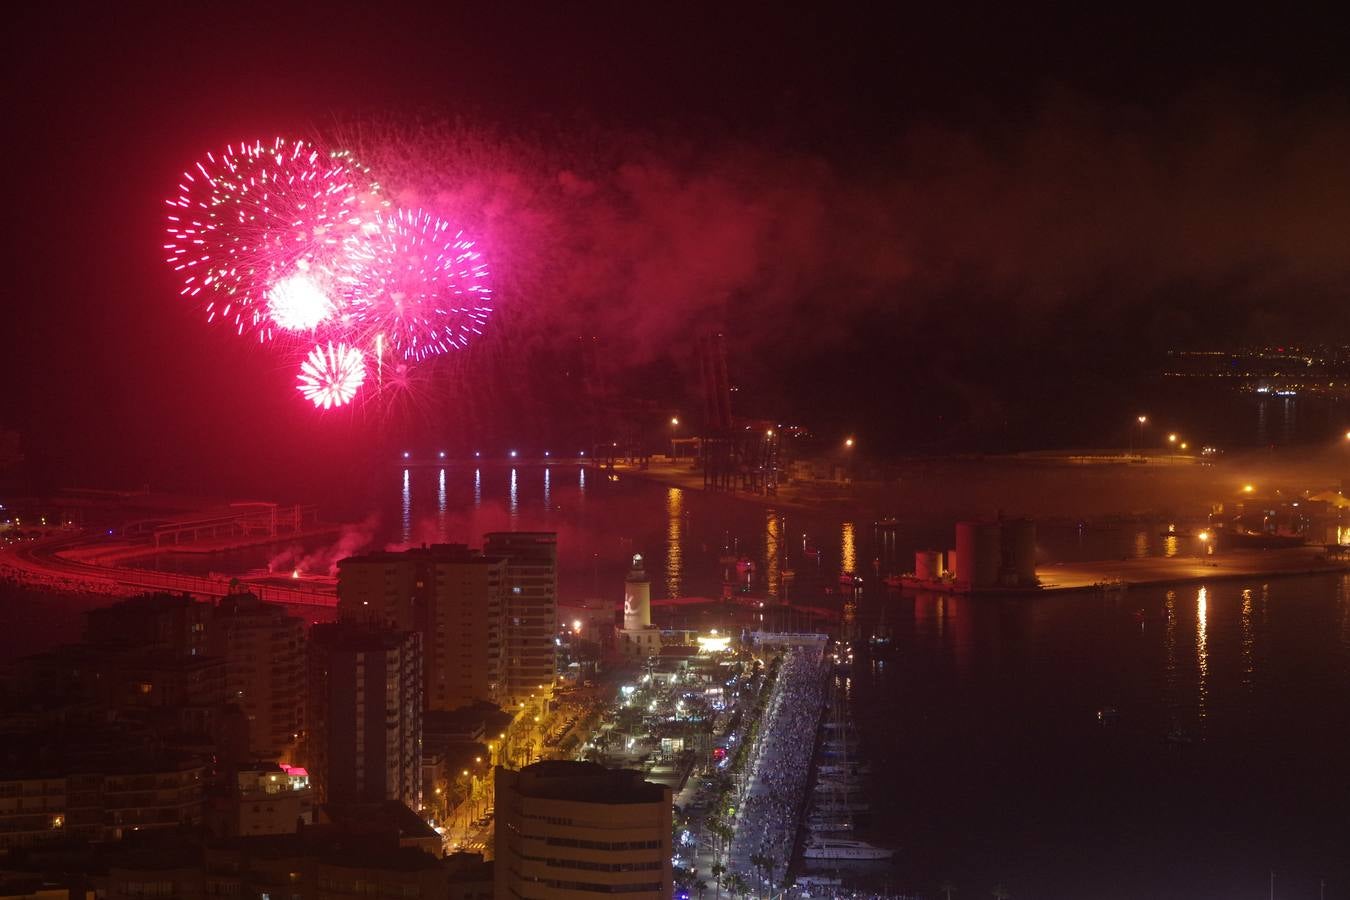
[6,6,1350,492]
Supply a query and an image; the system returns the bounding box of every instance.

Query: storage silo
[1001,518,1037,586]
[955,521,1002,589]
[914,550,942,580]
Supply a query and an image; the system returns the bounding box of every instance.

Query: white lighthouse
[623,553,651,630]
[621,553,660,658]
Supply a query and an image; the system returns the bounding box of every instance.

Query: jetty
[1036,546,1350,592]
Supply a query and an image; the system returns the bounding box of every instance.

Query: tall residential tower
[483,532,558,703]
[337,544,506,710]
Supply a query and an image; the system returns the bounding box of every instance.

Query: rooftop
[510,761,666,804]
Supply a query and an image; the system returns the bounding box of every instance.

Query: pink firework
[347,208,492,362]
[163,138,382,341]
[297,342,366,408]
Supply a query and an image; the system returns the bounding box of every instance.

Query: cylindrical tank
[945,549,958,577]
[914,550,942,580]
[624,554,651,630]
[955,521,1001,589]
[1001,518,1037,585]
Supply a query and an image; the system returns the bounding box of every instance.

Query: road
[2,532,337,606]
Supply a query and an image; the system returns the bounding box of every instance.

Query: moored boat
[803,839,894,861]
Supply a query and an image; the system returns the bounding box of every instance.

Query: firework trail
[163,137,382,342]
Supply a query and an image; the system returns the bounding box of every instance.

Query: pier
[1036,546,1350,592]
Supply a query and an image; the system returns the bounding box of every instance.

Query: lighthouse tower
[623,554,651,631]
[621,553,660,658]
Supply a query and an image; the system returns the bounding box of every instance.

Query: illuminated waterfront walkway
[728,643,828,894]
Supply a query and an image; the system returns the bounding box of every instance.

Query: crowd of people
[729,645,828,890]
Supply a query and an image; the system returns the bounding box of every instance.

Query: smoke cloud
[349,88,1350,385]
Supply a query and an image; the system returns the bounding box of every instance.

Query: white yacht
[807,817,855,834]
[814,800,869,814]
[803,839,894,861]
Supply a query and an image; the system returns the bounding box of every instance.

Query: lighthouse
[621,553,660,658]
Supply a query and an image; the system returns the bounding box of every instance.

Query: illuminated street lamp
[1243,484,1255,493]
[844,437,855,448]
[1133,415,1147,456]
[671,417,680,426]
[1167,433,1178,444]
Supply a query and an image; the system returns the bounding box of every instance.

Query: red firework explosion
[297,342,366,408]
[164,137,493,410]
[347,207,492,362]
[162,137,382,341]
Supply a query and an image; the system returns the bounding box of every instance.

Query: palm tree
[711,863,725,900]
[696,879,708,900]
[748,853,766,895]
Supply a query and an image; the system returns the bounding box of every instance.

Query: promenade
[728,644,829,895]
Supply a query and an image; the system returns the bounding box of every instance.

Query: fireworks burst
[267,270,337,331]
[297,342,367,408]
[164,135,494,411]
[163,137,381,341]
[348,208,492,361]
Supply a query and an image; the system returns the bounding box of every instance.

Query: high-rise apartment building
[306,623,422,809]
[483,532,558,703]
[84,592,211,657]
[337,544,507,710]
[211,592,306,761]
[494,761,672,900]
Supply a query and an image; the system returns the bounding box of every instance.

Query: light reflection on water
[401,468,411,544]
[665,487,683,600]
[841,521,856,574]
[1241,587,1255,687]
[437,468,447,536]
[1196,586,1208,726]
[765,509,781,602]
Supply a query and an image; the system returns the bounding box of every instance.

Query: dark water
[847,581,1350,899]
[120,465,1350,895]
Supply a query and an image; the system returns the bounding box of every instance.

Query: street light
[844,437,855,448]
[1167,433,1178,444]
[671,417,680,426]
